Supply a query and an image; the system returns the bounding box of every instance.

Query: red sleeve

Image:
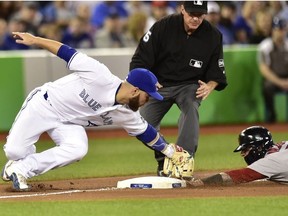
[226,168,266,184]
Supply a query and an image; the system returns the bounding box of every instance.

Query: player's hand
[186,178,204,187]
[12,32,36,46]
[170,144,187,165]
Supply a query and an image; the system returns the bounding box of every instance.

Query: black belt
[44,92,48,100]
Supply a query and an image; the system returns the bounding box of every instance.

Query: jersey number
[143,31,152,42]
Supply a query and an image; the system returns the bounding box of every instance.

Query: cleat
[9,172,31,191]
[1,160,14,182]
[2,161,31,191]
[157,170,168,177]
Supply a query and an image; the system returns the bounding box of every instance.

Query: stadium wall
[0,46,287,131]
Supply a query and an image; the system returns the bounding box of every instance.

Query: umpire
[130,1,227,176]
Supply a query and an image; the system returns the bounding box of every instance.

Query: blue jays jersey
[45,51,148,136]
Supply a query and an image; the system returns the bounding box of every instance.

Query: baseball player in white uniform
[1,32,192,191]
[188,126,288,186]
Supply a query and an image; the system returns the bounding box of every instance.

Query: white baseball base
[117,176,186,189]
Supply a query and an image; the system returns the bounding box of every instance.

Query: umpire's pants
[140,84,201,163]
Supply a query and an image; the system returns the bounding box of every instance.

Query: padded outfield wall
[0,46,287,131]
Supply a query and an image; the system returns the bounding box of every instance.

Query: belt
[44,92,48,100]
[43,91,53,107]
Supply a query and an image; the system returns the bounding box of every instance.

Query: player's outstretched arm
[186,172,234,187]
[187,168,266,187]
[12,32,63,56]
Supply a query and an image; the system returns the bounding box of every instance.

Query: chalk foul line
[0,187,119,199]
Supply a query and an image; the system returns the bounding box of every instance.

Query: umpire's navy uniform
[130,10,227,173]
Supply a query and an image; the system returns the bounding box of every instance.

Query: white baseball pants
[3,87,88,179]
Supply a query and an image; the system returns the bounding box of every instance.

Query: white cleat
[9,172,31,191]
[2,160,31,191]
[1,160,14,182]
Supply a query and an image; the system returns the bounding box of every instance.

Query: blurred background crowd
[0,1,288,50]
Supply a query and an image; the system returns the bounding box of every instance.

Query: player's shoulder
[258,38,273,52]
[280,141,288,150]
[259,37,273,46]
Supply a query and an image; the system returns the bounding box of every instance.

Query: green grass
[0,131,287,216]
[1,197,288,216]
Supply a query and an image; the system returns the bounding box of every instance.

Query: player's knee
[4,145,35,160]
[4,147,17,160]
[69,142,88,161]
[76,146,88,161]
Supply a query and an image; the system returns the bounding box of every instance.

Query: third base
[116,176,186,189]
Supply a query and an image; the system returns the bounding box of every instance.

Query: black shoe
[155,150,166,177]
[156,160,168,177]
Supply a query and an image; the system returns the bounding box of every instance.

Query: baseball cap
[183,1,208,14]
[272,17,286,30]
[126,68,163,101]
[207,1,220,14]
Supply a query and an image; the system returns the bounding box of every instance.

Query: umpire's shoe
[156,160,168,177]
[1,160,31,191]
[155,149,168,177]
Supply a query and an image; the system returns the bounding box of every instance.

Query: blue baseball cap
[126,68,163,101]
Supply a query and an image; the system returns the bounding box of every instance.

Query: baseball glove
[163,144,194,179]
